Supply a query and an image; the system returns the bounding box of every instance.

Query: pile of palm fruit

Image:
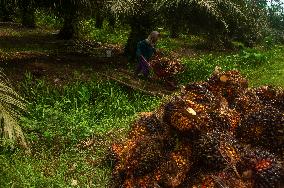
[150,54,184,79]
[111,69,284,188]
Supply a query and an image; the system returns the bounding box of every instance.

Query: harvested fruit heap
[150,55,184,78]
[111,69,284,188]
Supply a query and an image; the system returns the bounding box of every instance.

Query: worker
[135,31,160,79]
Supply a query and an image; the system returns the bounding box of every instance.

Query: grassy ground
[178,46,284,87]
[0,19,284,187]
[1,76,161,187]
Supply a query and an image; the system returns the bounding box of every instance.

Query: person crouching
[135,31,160,79]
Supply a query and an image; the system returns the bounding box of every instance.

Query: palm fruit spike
[254,86,284,112]
[238,148,284,188]
[194,130,242,173]
[236,105,284,156]
[153,141,193,187]
[207,69,248,107]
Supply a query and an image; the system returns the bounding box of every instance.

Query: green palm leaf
[0,69,28,151]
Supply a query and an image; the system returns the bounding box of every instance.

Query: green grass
[0,74,161,187]
[177,46,284,87]
[81,20,130,45]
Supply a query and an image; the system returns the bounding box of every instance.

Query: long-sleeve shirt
[136,40,156,61]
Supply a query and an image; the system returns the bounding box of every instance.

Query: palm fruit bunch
[193,170,253,188]
[127,112,172,140]
[234,89,262,115]
[207,68,248,107]
[152,141,193,187]
[163,82,220,133]
[211,97,241,132]
[194,130,242,172]
[111,69,284,188]
[112,135,174,186]
[150,54,184,79]
[237,148,284,188]
[254,86,284,112]
[236,105,284,157]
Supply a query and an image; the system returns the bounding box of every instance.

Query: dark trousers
[135,58,150,78]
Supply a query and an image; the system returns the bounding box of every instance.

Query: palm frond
[154,0,194,9]
[195,0,227,28]
[109,0,140,15]
[155,0,247,30]
[0,69,28,151]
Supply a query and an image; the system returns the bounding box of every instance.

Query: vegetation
[0,69,28,151]
[0,0,283,187]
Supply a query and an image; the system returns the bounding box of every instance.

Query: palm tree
[109,0,158,60]
[110,0,261,58]
[0,69,28,151]
[37,0,93,39]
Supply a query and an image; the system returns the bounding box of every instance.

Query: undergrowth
[0,74,160,187]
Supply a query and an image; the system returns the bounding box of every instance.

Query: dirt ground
[0,22,178,95]
[0,22,130,85]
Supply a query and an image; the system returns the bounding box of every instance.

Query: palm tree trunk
[107,14,116,29]
[124,14,154,61]
[124,24,149,61]
[20,0,35,28]
[95,13,104,28]
[58,15,76,40]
